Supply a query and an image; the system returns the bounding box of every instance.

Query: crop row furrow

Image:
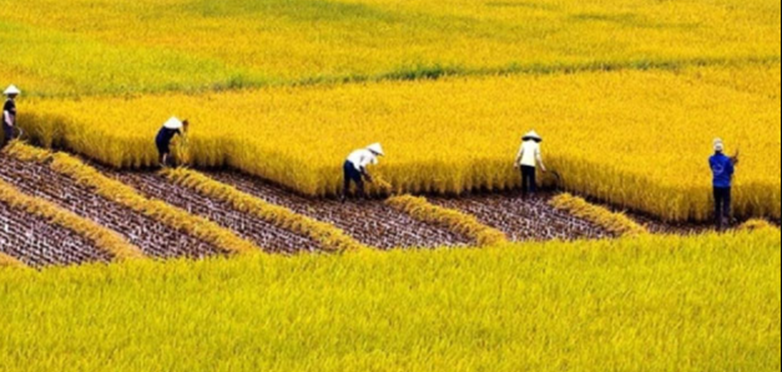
[4,143,258,257]
[0,195,111,268]
[0,178,143,263]
[210,171,470,249]
[386,195,507,246]
[163,168,365,252]
[430,193,613,241]
[549,194,648,237]
[102,169,321,254]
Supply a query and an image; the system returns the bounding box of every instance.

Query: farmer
[709,138,738,231]
[342,143,384,202]
[2,85,20,148]
[156,117,188,167]
[514,130,547,198]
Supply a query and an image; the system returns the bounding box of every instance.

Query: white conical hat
[4,85,20,95]
[714,138,724,152]
[523,130,542,141]
[367,143,384,156]
[163,117,183,130]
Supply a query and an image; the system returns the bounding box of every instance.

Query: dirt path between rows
[0,201,111,268]
[210,172,472,249]
[0,154,219,259]
[103,169,321,254]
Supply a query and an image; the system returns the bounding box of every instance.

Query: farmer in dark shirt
[2,85,21,148]
[709,138,738,231]
[156,117,188,167]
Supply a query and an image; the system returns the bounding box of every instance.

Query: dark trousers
[713,187,732,230]
[2,124,13,148]
[521,165,537,197]
[343,161,364,197]
[156,139,171,164]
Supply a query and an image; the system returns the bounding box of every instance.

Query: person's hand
[541,167,548,173]
[513,163,519,169]
[364,174,374,183]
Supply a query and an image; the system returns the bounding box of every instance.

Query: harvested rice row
[0,179,144,261]
[0,252,27,269]
[6,143,259,255]
[164,168,366,252]
[549,193,648,237]
[386,195,508,246]
[739,219,780,232]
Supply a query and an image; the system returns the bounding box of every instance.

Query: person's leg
[355,177,365,199]
[723,187,732,228]
[529,167,537,195]
[522,166,533,198]
[2,125,11,148]
[714,187,724,231]
[342,163,353,200]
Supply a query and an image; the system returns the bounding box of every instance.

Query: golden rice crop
[387,194,508,246]
[23,64,781,222]
[550,193,648,237]
[1,230,779,371]
[1,0,779,96]
[0,252,26,269]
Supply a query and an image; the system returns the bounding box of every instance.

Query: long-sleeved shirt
[155,127,181,146]
[346,149,378,171]
[516,140,542,168]
[3,99,15,127]
[709,152,735,188]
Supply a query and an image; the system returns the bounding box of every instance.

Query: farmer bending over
[156,117,188,167]
[342,143,384,202]
[2,85,21,148]
[514,130,547,198]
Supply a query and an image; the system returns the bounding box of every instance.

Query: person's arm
[727,158,735,180]
[536,146,547,172]
[514,145,524,168]
[359,156,374,182]
[3,110,12,127]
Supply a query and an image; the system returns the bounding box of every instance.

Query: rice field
[1,231,780,372]
[2,0,779,96]
[2,0,780,370]
[23,64,781,221]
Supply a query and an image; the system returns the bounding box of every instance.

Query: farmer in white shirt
[2,85,21,148]
[342,143,384,202]
[514,130,547,198]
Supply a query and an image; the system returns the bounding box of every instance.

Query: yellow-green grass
[22,64,782,222]
[1,0,779,96]
[1,231,779,371]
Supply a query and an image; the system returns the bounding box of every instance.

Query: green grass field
[2,0,779,96]
[2,231,780,372]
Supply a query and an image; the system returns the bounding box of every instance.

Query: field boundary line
[0,179,144,262]
[164,168,367,252]
[5,143,260,256]
[386,195,508,246]
[25,55,782,99]
[0,252,28,269]
[549,193,648,237]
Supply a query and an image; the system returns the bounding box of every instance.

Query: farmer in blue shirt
[709,138,738,231]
